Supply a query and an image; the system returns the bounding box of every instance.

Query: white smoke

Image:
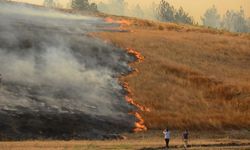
[96,0,156,20]
[0,2,135,120]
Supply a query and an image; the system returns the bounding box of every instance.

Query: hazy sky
[13,0,250,22]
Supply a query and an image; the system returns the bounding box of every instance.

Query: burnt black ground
[0,2,136,140]
[0,110,134,140]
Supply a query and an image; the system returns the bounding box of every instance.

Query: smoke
[201,6,250,33]
[96,0,156,20]
[0,2,135,139]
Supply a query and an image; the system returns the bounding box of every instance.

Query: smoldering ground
[0,2,136,140]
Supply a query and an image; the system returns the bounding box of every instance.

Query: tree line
[96,0,194,24]
[44,0,97,12]
[43,0,250,33]
[202,5,250,33]
[155,0,194,25]
[97,0,146,19]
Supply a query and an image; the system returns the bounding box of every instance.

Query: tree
[201,5,221,28]
[110,0,128,16]
[56,2,63,8]
[156,0,175,22]
[89,3,97,12]
[175,7,193,24]
[132,4,144,18]
[96,0,127,16]
[43,0,56,8]
[247,18,250,32]
[71,0,97,11]
[97,2,108,12]
[156,0,194,24]
[221,7,247,32]
[71,0,89,10]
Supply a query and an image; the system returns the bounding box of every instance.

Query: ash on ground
[0,2,136,140]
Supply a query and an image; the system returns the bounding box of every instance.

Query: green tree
[156,0,175,22]
[90,3,97,11]
[71,0,97,11]
[221,7,248,32]
[97,2,107,12]
[201,5,221,28]
[175,7,193,24]
[71,0,89,10]
[247,18,250,32]
[156,0,193,24]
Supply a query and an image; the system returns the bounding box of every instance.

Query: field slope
[94,17,250,130]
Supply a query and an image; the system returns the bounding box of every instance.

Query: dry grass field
[1,131,250,149]
[94,17,250,130]
[1,130,250,150]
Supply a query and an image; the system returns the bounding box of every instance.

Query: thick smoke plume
[0,2,136,139]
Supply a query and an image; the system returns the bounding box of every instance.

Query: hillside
[94,17,250,130]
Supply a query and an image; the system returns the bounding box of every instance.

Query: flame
[126,48,144,62]
[126,96,151,112]
[121,48,149,132]
[123,83,150,112]
[133,112,147,132]
[105,17,132,26]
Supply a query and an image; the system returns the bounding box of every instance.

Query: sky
[12,0,250,22]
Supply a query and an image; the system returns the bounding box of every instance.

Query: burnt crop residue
[0,2,137,140]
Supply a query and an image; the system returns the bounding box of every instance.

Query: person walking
[0,74,2,88]
[183,129,189,149]
[163,128,170,149]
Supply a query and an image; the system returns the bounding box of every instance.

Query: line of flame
[103,17,148,132]
[126,48,144,62]
[123,83,150,112]
[105,17,132,26]
[123,48,149,132]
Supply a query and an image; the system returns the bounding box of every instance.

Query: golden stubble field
[94,17,250,130]
[1,130,250,149]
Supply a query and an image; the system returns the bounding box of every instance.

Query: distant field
[94,17,250,130]
[1,130,250,149]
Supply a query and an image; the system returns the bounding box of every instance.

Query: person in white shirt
[163,128,170,148]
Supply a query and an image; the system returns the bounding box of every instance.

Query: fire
[121,47,150,132]
[133,112,147,132]
[122,81,149,132]
[105,17,132,26]
[126,48,144,62]
[125,96,150,112]
[123,82,150,112]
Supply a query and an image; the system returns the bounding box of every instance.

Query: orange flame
[105,17,132,26]
[125,96,151,112]
[121,47,150,132]
[126,48,144,62]
[133,112,147,132]
[123,82,150,112]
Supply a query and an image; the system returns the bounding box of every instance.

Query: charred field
[0,2,144,140]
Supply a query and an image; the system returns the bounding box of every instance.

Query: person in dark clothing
[183,129,189,149]
[0,74,2,87]
[163,128,170,149]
